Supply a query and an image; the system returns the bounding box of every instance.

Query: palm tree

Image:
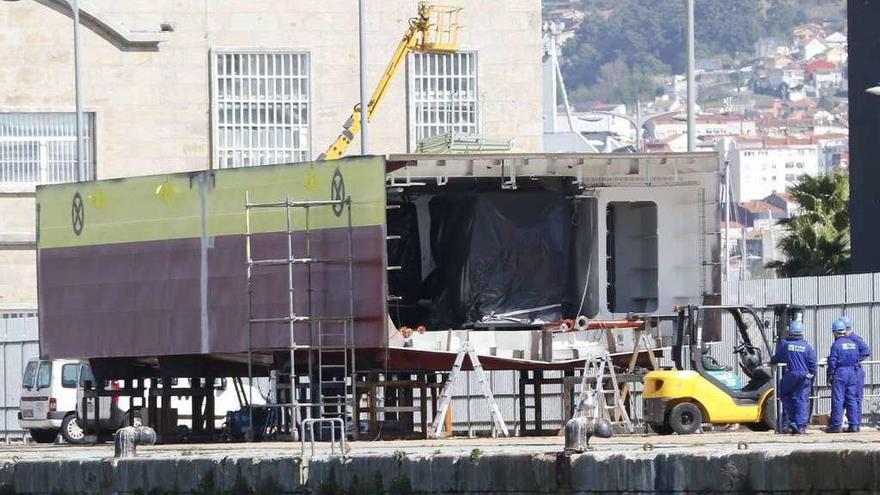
[766,171,850,277]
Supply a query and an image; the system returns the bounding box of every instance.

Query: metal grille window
[408,51,479,150]
[212,51,310,168]
[0,112,94,185]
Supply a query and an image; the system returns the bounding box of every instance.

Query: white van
[19,359,97,443]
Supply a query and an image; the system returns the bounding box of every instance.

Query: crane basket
[417,3,462,52]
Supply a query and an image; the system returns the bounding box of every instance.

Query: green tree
[766,172,851,277]
[764,0,808,37]
[559,0,806,104]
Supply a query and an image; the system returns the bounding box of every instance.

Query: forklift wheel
[668,402,702,435]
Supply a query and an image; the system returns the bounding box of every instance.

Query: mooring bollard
[114,426,157,458]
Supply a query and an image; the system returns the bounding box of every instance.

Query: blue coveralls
[771,337,817,431]
[828,334,870,429]
[850,333,871,411]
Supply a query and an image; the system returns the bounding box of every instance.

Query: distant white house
[802,38,828,60]
[754,37,795,58]
[767,64,806,90]
[824,31,847,50]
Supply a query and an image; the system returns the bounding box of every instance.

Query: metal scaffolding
[244,192,356,440]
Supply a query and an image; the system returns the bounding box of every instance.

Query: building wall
[731,145,819,201]
[0,0,543,309]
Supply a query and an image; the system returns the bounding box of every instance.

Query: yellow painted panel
[38,174,203,249]
[206,156,386,236]
[37,156,387,249]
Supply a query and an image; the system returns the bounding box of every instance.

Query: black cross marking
[331,168,345,217]
[71,192,85,236]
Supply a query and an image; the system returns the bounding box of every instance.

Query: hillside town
[544,6,849,279]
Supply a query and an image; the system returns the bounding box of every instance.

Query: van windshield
[36,361,52,389]
[22,361,38,389]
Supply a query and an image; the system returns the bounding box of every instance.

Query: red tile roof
[739,200,785,215]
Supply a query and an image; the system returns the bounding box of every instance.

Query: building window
[408,51,479,151]
[211,51,310,169]
[0,112,95,185]
[785,174,797,181]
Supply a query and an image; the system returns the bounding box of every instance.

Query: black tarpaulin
[426,192,571,328]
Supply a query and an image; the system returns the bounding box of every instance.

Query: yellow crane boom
[317,2,461,160]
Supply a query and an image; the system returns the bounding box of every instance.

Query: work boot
[847,425,861,433]
[825,427,843,433]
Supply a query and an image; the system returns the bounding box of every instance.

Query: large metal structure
[36,152,720,437]
[36,153,720,367]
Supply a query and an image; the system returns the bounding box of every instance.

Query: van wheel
[669,402,702,435]
[61,414,85,444]
[29,429,58,443]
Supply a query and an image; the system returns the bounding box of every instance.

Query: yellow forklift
[643,305,799,434]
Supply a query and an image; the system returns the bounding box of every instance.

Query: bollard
[114,426,157,458]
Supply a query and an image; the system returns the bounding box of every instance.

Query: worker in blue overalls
[771,321,816,434]
[827,317,870,432]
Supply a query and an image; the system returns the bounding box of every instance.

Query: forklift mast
[767,304,806,345]
[671,305,773,372]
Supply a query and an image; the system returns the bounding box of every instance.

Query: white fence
[0,313,39,441]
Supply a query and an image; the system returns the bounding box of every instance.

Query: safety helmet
[841,316,853,329]
[789,321,805,335]
[831,319,847,334]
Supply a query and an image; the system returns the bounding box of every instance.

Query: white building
[646,115,757,141]
[767,65,806,90]
[824,31,847,50]
[802,38,828,60]
[729,138,820,201]
[754,37,795,58]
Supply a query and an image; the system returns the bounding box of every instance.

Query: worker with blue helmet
[827,317,870,433]
[840,316,870,361]
[770,320,816,434]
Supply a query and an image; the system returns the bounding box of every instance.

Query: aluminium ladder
[575,350,633,433]
[429,341,509,439]
[245,193,356,440]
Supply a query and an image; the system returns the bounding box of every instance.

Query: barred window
[0,112,94,185]
[211,51,310,168]
[408,51,478,151]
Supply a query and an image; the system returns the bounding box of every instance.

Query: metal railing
[300,418,346,456]
[773,360,880,432]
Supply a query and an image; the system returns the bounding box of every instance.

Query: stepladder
[429,342,509,439]
[576,350,633,433]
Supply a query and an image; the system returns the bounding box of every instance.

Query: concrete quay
[1,431,879,494]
